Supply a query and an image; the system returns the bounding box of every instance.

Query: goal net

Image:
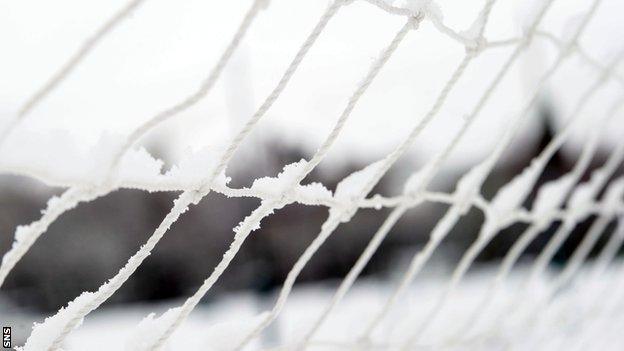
[1,0,624,350]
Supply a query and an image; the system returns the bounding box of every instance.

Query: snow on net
[1,0,624,349]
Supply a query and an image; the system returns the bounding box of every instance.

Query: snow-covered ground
[6,262,623,350]
[2,0,624,350]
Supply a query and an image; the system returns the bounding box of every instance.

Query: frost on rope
[20,148,230,349]
[6,0,624,349]
[1,192,79,267]
[10,194,65,251]
[330,160,385,223]
[453,158,521,238]
[18,292,98,351]
[122,162,328,350]
[248,159,332,206]
[233,160,331,236]
[490,162,541,217]
[455,161,489,213]
[532,174,576,214]
[402,162,433,195]
[569,167,612,209]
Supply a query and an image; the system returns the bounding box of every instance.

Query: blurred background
[1,0,623,348]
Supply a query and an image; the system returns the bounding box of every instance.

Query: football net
[1,0,624,350]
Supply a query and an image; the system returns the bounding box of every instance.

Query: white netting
[1,0,624,350]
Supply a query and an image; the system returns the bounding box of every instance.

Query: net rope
[1,0,623,350]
